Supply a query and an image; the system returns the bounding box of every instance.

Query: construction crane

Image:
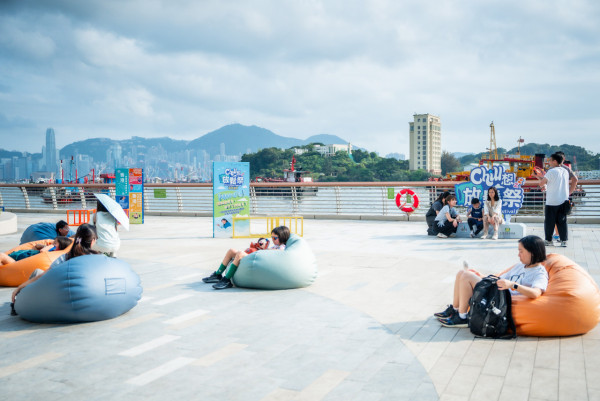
[486,121,498,166]
[516,136,525,155]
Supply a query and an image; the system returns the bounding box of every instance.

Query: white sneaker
[492,232,498,240]
[437,233,448,238]
[480,233,488,239]
[470,232,475,238]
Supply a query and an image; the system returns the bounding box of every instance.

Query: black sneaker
[202,272,222,283]
[439,314,468,328]
[212,277,233,290]
[433,305,456,319]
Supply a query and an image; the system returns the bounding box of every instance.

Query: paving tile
[529,367,559,401]
[1,214,599,401]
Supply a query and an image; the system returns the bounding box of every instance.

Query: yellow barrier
[232,216,303,238]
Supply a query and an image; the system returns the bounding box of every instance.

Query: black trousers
[433,220,457,236]
[426,215,437,235]
[544,201,569,241]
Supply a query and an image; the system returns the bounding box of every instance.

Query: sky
[0,0,599,157]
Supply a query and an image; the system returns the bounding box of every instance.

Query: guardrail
[0,181,599,221]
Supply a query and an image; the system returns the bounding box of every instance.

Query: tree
[441,151,462,176]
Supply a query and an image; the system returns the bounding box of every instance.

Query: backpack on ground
[468,275,516,339]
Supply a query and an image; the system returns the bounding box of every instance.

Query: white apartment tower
[409,113,441,175]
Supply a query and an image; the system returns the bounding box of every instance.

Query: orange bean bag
[0,240,72,287]
[501,253,600,337]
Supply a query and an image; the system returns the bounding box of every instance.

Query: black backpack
[468,275,516,339]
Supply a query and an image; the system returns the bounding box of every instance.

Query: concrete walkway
[0,213,599,400]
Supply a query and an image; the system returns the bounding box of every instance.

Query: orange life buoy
[395,189,419,213]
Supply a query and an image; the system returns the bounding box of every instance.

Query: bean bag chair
[502,253,600,336]
[20,222,75,244]
[0,240,72,287]
[14,254,143,323]
[232,234,318,290]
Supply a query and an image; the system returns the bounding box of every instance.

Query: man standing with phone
[535,153,570,247]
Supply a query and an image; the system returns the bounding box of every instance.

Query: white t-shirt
[500,262,548,295]
[545,167,569,206]
[94,211,121,253]
[271,244,286,250]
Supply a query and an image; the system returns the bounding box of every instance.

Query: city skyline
[0,1,598,156]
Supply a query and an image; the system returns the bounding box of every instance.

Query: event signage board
[454,165,525,218]
[115,168,129,210]
[115,168,144,224]
[212,162,250,238]
[129,168,144,224]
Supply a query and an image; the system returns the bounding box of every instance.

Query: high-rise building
[409,114,441,175]
[45,128,57,173]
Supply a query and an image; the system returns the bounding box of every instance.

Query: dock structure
[1,213,599,400]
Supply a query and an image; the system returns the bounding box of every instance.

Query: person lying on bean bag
[12,224,99,302]
[0,236,71,265]
[202,226,289,290]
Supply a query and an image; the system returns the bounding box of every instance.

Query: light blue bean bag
[15,255,142,323]
[232,234,318,290]
[20,222,75,244]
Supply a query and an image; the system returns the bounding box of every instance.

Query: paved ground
[0,213,599,400]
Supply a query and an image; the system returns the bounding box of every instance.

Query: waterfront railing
[1,181,599,222]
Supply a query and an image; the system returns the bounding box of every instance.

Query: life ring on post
[395,189,420,213]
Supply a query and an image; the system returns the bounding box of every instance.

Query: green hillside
[459,143,599,171]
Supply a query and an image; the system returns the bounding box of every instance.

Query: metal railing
[1,181,599,220]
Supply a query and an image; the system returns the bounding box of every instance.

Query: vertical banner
[115,168,129,210]
[129,168,144,224]
[213,162,250,238]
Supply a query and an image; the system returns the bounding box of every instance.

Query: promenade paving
[1,213,599,401]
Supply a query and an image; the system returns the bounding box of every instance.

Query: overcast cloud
[0,0,599,156]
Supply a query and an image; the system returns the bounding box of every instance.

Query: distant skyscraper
[45,128,57,173]
[409,114,441,175]
[220,142,226,157]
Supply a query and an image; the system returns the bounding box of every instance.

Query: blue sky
[0,0,598,156]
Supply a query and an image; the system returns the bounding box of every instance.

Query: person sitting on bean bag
[434,235,548,327]
[12,224,99,303]
[202,226,290,290]
[0,237,72,265]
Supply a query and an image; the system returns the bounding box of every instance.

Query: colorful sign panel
[129,168,144,224]
[213,162,250,238]
[454,165,525,218]
[115,168,144,224]
[115,168,130,210]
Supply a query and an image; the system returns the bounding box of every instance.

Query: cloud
[0,0,599,156]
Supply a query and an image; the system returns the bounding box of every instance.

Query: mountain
[187,124,300,155]
[458,143,599,171]
[57,124,354,161]
[303,134,350,145]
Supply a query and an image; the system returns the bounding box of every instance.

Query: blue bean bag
[20,222,75,244]
[15,255,142,323]
[232,234,318,290]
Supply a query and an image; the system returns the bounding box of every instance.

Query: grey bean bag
[232,234,318,290]
[15,254,142,323]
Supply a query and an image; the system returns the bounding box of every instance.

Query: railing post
[382,187,387,216]
[291,186,299,215]
[176,187,183,212]
[335,186,341,215]
[80,187,87,209]
[250,186,257,214]
[20,187,31,209]
[49,187,58,209]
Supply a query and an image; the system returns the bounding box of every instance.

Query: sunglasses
[271,236,279,240]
